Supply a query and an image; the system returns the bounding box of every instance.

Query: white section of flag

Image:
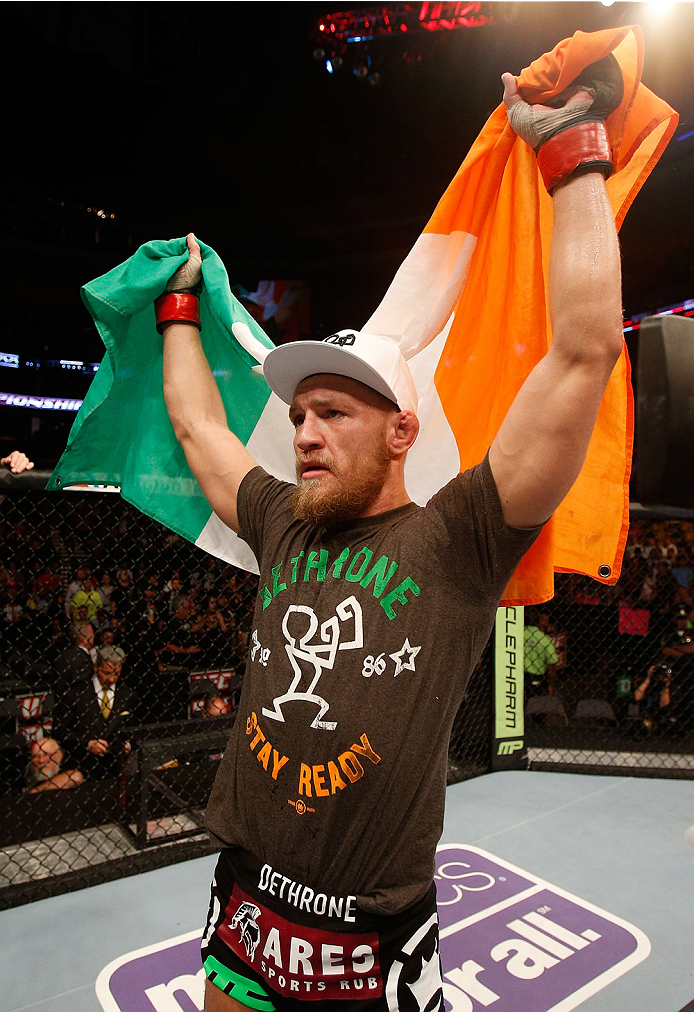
[197,230,477,574]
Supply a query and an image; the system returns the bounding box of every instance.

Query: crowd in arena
[0,493,256,795]
[524,518,694,738]
[1,496,693,795]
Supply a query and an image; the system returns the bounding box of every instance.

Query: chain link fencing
[0,481,259,909]
[1,481,692,910]
[525,520,694,779]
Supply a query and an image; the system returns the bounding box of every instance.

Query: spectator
[55,645,133,779]
[1,450,34,474]
[98,621,125,649]
[652,556,676,588]
[163,572,185,614]
[2,580,26,627]
[160,598,202,667]
[657,532,678,562]
[69,575,103,624]
[613,665,633,723]
[624,527,642,561]
[107,614,125,644]
[196,557,221,595]
[31,562,60,616]
[671,553,693,592]
[199,595,229,667]
[632,662,675,735]
[111,568,137,617]
[64,566,90,618]
[202,596,227,632]
[203,694,231,717]
[659,606,694,729]
[46,616,71,662]
[524,609,559,697]
[187,694,232,764]
[619,555,650,607]
[98,572,115,606]
[136,586,162,633]
[673,582,693,609]
[640,535,657,562]
[661,606,694,660]
[53,621,95,695]
[24,737,84,793]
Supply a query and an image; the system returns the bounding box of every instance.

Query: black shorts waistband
[219,848,435,932]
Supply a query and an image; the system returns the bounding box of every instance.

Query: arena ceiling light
[647,0,677,13]
[313,2,508,83]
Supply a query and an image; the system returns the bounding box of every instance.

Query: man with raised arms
[159,63,623,1012]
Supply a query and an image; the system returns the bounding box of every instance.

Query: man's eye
[291,415,304,428]
[327,410,342,418]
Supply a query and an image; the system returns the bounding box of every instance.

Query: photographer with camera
[658,606,694,733]
[633,662,673,732]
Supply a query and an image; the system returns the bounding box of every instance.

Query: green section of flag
[47,237,274,544]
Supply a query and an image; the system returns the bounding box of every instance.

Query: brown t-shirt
[206,456,541,915]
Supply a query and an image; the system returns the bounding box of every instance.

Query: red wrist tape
[154,292,201,334]
[537,121,613,194]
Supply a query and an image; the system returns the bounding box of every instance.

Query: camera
[648,663,672,690]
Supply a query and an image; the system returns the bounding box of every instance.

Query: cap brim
[263,341,400,407]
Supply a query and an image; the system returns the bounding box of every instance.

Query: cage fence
[1,486,692,909]
[524,522,694,778]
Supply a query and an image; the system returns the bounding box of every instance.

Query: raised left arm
[489,72,624,529]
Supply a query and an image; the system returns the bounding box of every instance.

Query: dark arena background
[1,5,694,1012]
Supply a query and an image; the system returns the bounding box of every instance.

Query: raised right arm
[162,235,256,534]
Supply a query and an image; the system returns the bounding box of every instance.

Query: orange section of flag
[428,26,678,604]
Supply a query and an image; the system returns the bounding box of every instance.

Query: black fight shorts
[201,849,444,1012]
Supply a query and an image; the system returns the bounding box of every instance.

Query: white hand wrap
[166,252,203,293]
[507,92,595,151]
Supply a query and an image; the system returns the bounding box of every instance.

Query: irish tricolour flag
[49,25,677,605]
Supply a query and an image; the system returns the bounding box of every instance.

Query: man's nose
[295,414,324,451]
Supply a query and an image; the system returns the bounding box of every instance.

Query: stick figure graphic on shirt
[262,595,363,730]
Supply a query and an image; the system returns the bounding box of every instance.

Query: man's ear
[389,410,419,455]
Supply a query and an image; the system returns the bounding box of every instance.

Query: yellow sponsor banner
[494,605,524,743]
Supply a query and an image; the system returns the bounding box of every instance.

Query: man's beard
[34,761,60,782]
[292,441,392,526]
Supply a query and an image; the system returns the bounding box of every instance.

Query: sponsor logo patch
[218,883,381,1000]
[324,333,356,347]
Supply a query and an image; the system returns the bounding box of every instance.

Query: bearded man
[24,737,84,793]
[160,63,624,1012]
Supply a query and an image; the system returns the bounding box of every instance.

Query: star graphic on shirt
[389,638,421,677]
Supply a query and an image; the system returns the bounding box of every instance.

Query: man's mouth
[300,462,332,480]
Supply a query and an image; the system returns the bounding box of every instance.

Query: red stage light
[317,3,492,40]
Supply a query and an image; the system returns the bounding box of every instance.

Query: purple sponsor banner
[435,847,537,926]
[96,930,204,1012]
[97,848,649,1012]
[436,845,649,1012]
